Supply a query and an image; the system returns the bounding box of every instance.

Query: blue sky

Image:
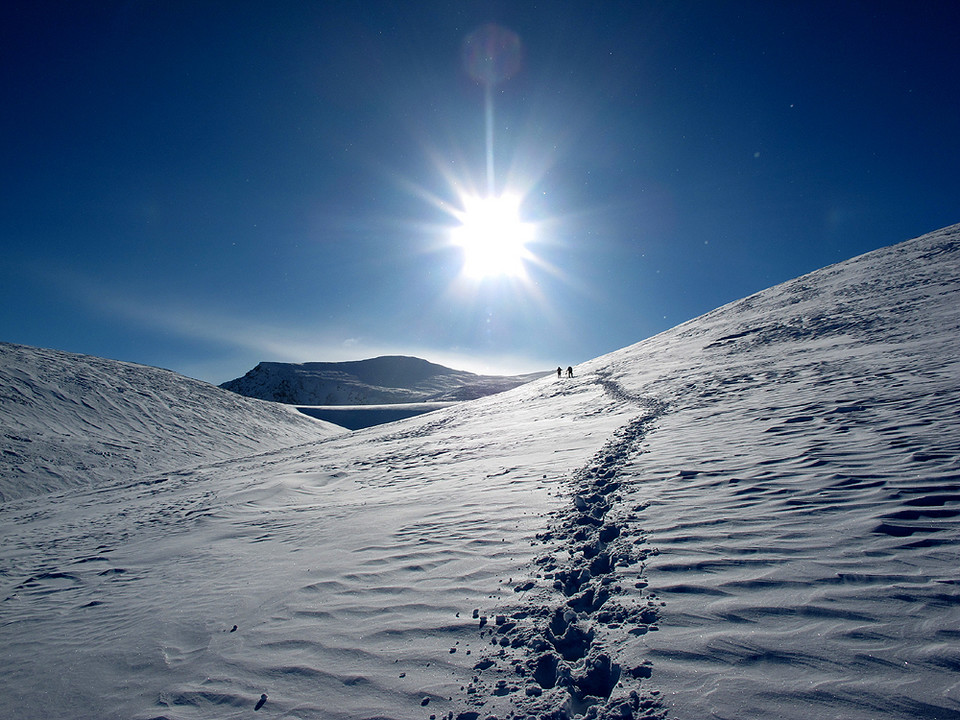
[2,1,958,383]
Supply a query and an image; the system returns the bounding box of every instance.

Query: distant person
[557,367,562,379]
[566,366,574,378]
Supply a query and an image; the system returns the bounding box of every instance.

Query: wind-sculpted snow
[0,370,639,720]
[564,223,960,719]
[1,224,959,720]
[0,343,345,501]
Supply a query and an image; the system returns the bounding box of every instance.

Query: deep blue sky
[3,1,958,383]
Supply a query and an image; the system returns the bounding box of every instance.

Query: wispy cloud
[46,268,552,379]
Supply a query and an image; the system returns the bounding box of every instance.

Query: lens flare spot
[462,24,523,87]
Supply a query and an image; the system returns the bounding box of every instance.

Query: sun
[451,194,534,279]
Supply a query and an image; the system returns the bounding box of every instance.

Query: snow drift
[1,223,958,720]
[0,343,345,501]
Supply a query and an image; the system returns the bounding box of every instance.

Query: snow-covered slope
[0,224,958,720]
[572,223,960,719]
[220,355,546,404]
[0,343,345,501]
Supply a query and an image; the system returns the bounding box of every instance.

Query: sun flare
[451,194,534,279]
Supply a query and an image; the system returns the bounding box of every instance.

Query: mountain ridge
[220,354,547,405]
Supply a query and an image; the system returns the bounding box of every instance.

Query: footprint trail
[457,372,670,719]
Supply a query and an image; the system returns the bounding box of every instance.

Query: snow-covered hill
[0,343,345,501]
[220,355,546,405]
[1,223,958,720]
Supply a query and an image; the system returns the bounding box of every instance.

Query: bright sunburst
[451,194,534,279]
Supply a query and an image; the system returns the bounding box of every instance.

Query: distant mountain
[219,355,546,405]
[0,342,344,502]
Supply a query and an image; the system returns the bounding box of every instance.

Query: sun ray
[451,194,534,279]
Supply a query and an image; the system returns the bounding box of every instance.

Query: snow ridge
[0,342,344,501]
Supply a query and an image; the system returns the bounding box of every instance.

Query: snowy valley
[219,355,547,430]
[1,224,959,720]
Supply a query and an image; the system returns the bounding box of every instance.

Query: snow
[220,356,545,406]
[0,343,345,502]
[1,223,959,719]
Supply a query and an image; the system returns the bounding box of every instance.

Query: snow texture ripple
[1,223,959,720]
[456,376,670,719]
